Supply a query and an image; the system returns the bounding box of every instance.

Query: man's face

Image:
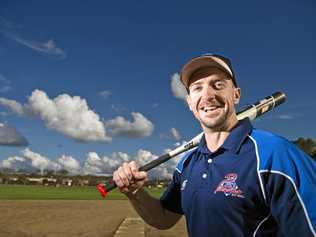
[186,67,240,131]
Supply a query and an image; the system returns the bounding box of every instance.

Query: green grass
[0,185,165,200]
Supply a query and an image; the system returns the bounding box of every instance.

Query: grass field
[0,184,165,200]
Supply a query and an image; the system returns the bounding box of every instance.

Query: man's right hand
[113,161,148,194]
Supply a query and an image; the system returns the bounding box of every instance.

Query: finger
[122,162,133,181]
[117,167,130,187]
[134,171,148,180]
[120,187,130,193]
[130,161,139,175]
[113,171,125,188]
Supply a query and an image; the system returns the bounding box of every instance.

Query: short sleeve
[160,170,183,215]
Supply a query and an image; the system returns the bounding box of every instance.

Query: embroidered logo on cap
[214,173,244,198]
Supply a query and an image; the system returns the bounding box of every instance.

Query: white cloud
[133,149,180,180]
[21,148,60,174]
[152,103,159,109]
[5,34,66,59]
[133,149,158,166]
[275,114,295,120]
[0,146,187,179]
[82,149,179,179]
[0,97,26,115]
[0,18,66,59]
[1,156,25,169]
[1,149,81,175]
[0,90,111,142]
[111,104,127,112]
[82,152,104,174]
[56,155,81,174]
[0,90,155,142]
[0,122,28,146]
[99,90,111,99]
[160,128,182,142]
[105,112,154,138]
[170,73,187,101]
[28,90,111,142]
[83,151,130,175]
[170,127,181,141]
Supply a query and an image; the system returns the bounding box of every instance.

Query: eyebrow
[190,78,228,87]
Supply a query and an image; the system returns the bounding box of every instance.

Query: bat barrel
[271,91,287,107]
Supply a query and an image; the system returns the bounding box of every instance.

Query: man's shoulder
[248,128,312,173]
[175,147,198,174]
[249,128,291,149]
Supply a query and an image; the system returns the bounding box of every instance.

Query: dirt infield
[0,200,187,237]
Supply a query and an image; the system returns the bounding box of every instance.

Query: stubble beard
[199,104,234,132]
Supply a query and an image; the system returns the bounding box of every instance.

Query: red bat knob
[97,184,108,198]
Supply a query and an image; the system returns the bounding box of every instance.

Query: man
[113,54,316,236]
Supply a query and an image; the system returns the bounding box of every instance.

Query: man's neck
[203,116,239,152]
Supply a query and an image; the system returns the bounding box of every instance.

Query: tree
[310,151,316,161]
[293,137,316,161]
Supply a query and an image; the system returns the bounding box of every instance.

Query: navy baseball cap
[180,54,238,90]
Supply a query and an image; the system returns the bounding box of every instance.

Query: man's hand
[113,161,148,194]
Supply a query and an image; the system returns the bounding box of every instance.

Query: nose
[201,85,216,100]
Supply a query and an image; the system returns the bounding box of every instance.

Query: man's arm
[113,161,182,229]
[261,143,316,236]
[126,188,182,229]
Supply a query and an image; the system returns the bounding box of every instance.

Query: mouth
[201,106,220,113]
[198,103,226,118]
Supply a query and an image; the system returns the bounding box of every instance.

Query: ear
[186,95,193,111]
[234,87,241,105]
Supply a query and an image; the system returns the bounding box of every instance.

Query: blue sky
[0,1,315,176]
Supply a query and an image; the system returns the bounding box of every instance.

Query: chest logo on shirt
[214,173,245,198]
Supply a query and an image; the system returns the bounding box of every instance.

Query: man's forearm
[126,188,181,230]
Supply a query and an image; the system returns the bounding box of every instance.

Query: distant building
[62,179,73,186]
[27,177,43,185]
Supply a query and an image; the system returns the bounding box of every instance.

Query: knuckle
[122,176,128,183]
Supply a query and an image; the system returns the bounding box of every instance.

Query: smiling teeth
[203,107,217,112]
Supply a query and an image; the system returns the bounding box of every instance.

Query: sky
[0,0,315,177]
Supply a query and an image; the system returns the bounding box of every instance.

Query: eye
[214,81,225,90]
[189,84,202,93]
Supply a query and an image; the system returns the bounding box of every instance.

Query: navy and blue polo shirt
[160,119,316,237]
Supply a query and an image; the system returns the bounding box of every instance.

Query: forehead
[188,67,232,86]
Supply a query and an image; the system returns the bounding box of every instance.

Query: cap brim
[180,55,234,89]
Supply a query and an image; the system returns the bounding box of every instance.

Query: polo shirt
[160,119,316,237]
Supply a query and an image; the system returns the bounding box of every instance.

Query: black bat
[97,92,286,197]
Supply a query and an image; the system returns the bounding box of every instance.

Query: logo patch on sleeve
[214,173,245,198]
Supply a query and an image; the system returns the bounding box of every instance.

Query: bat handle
[97,153,171,198]
[97,181,117,197]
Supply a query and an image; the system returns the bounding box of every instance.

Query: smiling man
[112,54,316,237]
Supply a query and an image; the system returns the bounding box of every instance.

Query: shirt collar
[197,118,253,155]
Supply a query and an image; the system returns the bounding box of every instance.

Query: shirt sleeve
[160,170,184,215]
[261,142,316,236]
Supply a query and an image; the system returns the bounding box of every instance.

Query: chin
[201,117,226,130]
[199,110,231,130]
